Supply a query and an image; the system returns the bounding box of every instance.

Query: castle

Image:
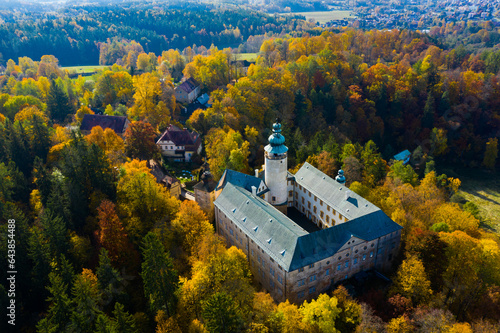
[210,121,402,303]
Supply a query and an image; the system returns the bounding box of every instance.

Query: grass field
[62,65,107,74]
[281,10,355,24]
[236,53,259,62]
[456,170,500,234]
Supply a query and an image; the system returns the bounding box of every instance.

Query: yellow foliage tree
[85,126,125,165]
[14,105,49,124]
[393,255,433,305]
[300,293,341,333]
[171,201,213,257]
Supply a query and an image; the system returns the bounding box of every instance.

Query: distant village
[247,0,500,30]
[338,0,500,30]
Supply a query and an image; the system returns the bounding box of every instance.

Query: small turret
[335,169,346,185]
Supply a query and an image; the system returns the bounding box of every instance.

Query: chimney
[251,186,257,196]
[255,169,259,177]
[345,190,351,200]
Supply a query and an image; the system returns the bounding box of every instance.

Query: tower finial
[336,169,346,184]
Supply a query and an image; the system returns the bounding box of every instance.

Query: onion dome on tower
[335,169,346,185]
[264,119,288,156]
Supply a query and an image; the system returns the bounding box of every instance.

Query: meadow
[458,170,500,234]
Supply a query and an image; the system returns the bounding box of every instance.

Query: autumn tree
[300,293,342,333]
[124,121,160,163]
[171,201,214,257]
[205,128,251,179]
[86,126,126,165]
[392,255,433,306]
[117,160,179,241]
[97,200,135,267]
[130,73,171,129]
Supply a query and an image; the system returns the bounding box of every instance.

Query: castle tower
[264,119,288,214]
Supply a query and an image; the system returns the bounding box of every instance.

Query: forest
[0,4,311,67]
[0,24,500,332]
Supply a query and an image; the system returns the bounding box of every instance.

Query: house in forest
[175,77,201,104]
[156,124,202,162]
[80,114,130,136]
[206,120,402,304]
[393,150,411,165]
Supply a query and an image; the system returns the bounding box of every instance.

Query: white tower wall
[265,153,288,206]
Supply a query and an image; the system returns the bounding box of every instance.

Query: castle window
[337,264,341,271]
[298,279,305,286]
[325,269,330,276]
[314,196,317,202]
[298,291,305,299]
[272,196,276,202]
[327,206,330,211]
[326,216,329,223]
[299,268,304,273]
[363,254,366,261]
[313,206,317,213]
[299,185,302,190]
[302,207,305,213]
[354,258,358,264]
[345,261,349,268]
[309,286,316,294]
[320,211,324,218]
[289,191,293,197]
[295,192,298,198]
[308,192,311,197]
[310,274,316,282]
[309,263,314,269]
[370,251,374,258]
[277,275,283,284]
[308,202,311,209]
[302,197,305,204]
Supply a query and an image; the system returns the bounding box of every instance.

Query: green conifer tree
[141,232,178,317]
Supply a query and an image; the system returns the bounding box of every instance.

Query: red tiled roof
[157,124,201,151]
[80,114,129,134]
[176,77,199,94]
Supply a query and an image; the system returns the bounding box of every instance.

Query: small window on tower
[272,196,276,201]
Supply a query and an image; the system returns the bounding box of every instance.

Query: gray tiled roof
[215,183,307,270]
[289,210,402,270]
[215,163,402,272]
[216,169,267,195]
[294,162,380,221]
